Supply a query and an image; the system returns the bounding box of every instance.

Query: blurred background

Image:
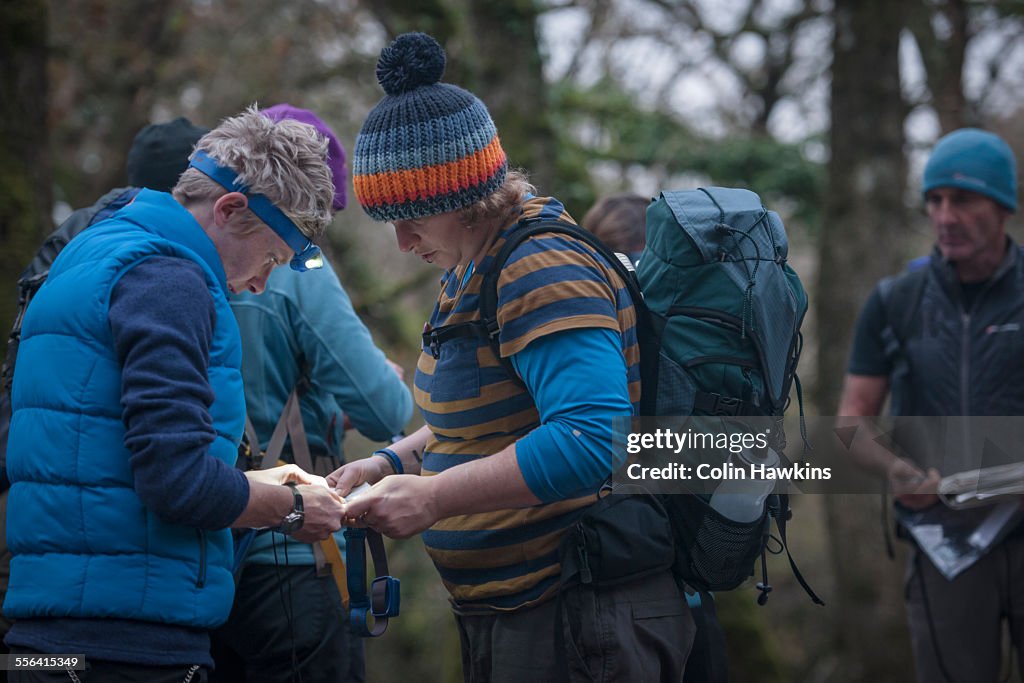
[3,1,1024,681]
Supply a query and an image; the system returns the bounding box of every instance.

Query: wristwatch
[277,483,305,535]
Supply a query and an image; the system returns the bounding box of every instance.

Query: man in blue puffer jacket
[3,106,347,682]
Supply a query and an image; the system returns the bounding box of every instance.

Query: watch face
[279,511,305,535]
[279,484,305,535]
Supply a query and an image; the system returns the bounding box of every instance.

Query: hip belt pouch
[560,492,675,587]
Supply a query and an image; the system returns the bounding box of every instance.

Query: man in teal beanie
[923,127,1018,213]
[839,127,1022,682]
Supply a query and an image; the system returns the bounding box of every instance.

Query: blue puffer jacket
[5,190,244,628]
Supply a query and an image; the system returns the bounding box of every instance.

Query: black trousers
[456,570,694,683]
[210,564,364,683]
[904,536,1024,683]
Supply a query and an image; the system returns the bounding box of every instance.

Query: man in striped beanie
[336,32,694,682]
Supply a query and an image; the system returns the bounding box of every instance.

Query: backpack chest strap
[421,319,497,359]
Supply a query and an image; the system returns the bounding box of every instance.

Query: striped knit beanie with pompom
[352,32,508,222]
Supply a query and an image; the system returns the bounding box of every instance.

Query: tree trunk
[463,0,559,194]
[0,0,50,336]
[49,0,187,209]
[816,0,914,680]
[908,0,970,132]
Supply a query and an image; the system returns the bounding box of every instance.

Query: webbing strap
[242,415,262,467]
[262,390,300,470]
[238,388,347,598]
[344,527,400,637]
[319,533,350,609]
[421,320,494,359]
[284,391,315,473]
[693,391,746,416]
[772,494,825,606]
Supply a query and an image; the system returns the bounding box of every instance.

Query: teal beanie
[923,128,1018,212]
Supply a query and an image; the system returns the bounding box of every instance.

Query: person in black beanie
[126,117,212,192]
[11,117,210,287]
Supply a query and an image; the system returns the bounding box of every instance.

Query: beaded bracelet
[373,447,404,475]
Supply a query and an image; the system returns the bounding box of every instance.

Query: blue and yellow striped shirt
[415,196,640,613]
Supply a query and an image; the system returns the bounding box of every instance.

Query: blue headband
[187,150,322,271]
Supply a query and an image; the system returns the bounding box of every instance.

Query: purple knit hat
[262,103,348,211]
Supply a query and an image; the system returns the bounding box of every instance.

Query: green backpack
[635,188,819,604]
[472,187,820,604]
[636,187,807,419]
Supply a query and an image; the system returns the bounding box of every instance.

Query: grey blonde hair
[459,169,536,227]
[173,105,334,239]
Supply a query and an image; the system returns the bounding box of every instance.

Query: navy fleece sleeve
[109,257,249,529]
[512,327,632,502]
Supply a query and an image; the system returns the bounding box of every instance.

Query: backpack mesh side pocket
[661,494,768,592]
[654,349,697,416]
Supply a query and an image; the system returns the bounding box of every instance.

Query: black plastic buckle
[484,317,501,341]
[422,331,441,359]
[711,395,742,416]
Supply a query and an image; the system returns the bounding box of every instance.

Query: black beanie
[126,117,210,192]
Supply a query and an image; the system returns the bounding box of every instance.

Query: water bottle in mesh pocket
[661,494,769,592]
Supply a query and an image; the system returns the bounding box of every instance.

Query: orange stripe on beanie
[353,137,507,210]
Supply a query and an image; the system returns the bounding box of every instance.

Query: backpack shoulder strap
[257,384,318,472]
[478,218,646,382]
[4,187,141,396]
[236,381,350,594]
[875,262,928,556]
[21,186,139,283]
[877,261,929,347]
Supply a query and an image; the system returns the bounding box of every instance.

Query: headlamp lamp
[188,150,322,272]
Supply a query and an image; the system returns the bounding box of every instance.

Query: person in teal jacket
[4,107,346,682]
[211,105,411,683]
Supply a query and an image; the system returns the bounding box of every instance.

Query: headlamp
[188,150,322,272]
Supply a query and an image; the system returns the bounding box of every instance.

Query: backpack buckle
[370,575,401,618]
[712,395,741,416]
[422,330,441,359]
[484,318,501,341]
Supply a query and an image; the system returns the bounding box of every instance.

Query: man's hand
[889,458,941,510]
[290,484,346,543]
[327,456,394,496]
[245,463,326,488]
[341,474,440,539]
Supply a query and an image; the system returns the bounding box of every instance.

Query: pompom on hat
[353,32,508,222]
[923,128,1018,213]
